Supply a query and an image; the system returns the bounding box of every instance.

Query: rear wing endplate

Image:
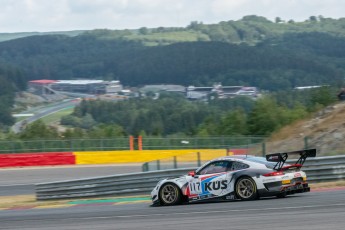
[266,149,316,171]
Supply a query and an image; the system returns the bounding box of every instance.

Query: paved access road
[0,189,344,230]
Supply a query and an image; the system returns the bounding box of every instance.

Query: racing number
[189,182,201,194]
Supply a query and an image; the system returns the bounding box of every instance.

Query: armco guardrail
[35,168,194,201]
[35,155,345,201]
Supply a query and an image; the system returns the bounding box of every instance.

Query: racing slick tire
[235,176,257,201]
[159,183,182,206]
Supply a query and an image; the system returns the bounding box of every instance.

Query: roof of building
[29,79,58,85]
[54,80,105,85]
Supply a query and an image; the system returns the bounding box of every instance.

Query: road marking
[68,196,150,205]
[34,204,75,209]
[64,203,345,220]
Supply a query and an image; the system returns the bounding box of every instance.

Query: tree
[218,109,247,135]
[275,17,283,23]
[139,27,149,35]
[19,120,59,139]
[247,97,283,135]
[309,16,318,22]
[310,87,337,109]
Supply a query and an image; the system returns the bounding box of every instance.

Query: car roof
[203,155,275,169]
[213,155,259,161]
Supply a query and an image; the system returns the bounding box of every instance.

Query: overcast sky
[1,0,344,33]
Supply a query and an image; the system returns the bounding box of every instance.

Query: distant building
[140,84,185,93]
[28,79,58,94]
[186,86,213,100]
[186,83,258,100]
[28,79,123,95]
[294,85,327,90]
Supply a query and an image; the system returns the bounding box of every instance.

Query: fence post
[173,156,177,169]
[138,136,143,150]
[262,142,266,157]
[129,136,134,150]
[197,152,201,167]
[304,136,309,149]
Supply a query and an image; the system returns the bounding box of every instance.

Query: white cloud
[0,0,344,32]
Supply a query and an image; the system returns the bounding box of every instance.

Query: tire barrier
[35,155,345,201]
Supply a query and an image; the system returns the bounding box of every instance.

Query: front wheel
[159,183,182,206]
[235,177,257,200]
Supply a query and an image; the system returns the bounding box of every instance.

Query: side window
[197,161,231,175]
[230,161,249,171]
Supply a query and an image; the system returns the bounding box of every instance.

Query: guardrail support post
[262,142,266,157]
[173,156,177,169]
[197,152,201,167]
[142,162,148,172]
[157,160,160,170]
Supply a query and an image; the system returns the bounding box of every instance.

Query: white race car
[151,149,316,206]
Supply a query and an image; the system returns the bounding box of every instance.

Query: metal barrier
[35,168,193,201]
[35,155,345,201]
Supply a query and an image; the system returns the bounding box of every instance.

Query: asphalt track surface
[0,189,344,230]
[11,99,81,133]
[0,165,141,196]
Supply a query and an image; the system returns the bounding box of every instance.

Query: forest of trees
[0,16,344,137]
[0,62,26,128]
[0,32,344,90]
[5,87,333,141]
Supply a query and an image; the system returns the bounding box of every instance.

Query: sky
[0,0,344,33]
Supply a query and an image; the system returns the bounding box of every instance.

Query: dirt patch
[0,195,70,209]
[265,102,345,155]
[310,180,345,188]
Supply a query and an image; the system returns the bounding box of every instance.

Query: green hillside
[0,30,85,42]
[1,15,345,130]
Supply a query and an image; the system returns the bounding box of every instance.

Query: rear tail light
[263,171,284,177]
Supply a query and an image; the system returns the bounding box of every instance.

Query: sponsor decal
[263,178,276,182]
[189,182,201,194]
[268,155,279,161]
[282,179,291,185]
[188,173,230,198]
[225,194,235,200]
[204,180,228,191]
[294,172,302,178]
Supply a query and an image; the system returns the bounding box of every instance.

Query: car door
[187,160,232,201]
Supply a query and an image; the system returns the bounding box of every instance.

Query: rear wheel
[159,183,182,206]
[235,177,257,200]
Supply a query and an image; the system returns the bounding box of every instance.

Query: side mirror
[188,171,195,177]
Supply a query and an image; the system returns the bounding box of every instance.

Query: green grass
[126,31,210,44]
[40,107,74,125]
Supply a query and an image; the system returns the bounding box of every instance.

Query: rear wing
[266,149,316,171]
